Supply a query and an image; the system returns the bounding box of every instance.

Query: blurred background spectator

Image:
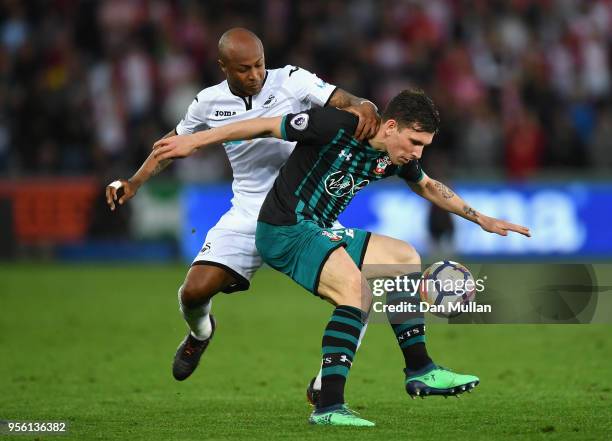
[1,0,610,182]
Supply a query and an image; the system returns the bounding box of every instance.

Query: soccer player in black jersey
[153,89,530,426]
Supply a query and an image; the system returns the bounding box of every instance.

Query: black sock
[386,272,433,372]
[318,305,366,410]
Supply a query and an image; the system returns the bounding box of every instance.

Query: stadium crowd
[1,0,610,180]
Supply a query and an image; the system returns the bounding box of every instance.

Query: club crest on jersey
[321,230,342,242]
[290,113,309,130]
[374,156,392,175]
[262,94,277,108]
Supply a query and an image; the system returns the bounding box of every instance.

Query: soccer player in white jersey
[105,28,380,382]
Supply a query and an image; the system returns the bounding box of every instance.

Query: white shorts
[192,207,261,293]
[191,205,344,294]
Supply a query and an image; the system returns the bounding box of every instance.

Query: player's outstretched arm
[327,89,380,140]
[151,116,284,162]
[105,129,176,211]
[409,175,531,237]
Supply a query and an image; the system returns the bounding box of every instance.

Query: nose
[249,67,262,82]
[412,146,424,159]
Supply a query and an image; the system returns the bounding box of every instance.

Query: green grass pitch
[1,264,611,440]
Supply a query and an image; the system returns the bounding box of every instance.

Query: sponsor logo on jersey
[374,155,392,175]
[321,230,343,242]
[324,170,369,197]
[290,113,309,130]
[262,94,277,108]
[214,110,237,117]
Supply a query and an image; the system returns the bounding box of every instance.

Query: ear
[218,58,226,73]
[383,119,397,136]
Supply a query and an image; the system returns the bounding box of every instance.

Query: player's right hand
[345,101,380,141]
[105,179,137,211]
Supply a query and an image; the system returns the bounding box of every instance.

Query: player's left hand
[152,135,198,161]
[346,101,380,141]
[478,214,531,237]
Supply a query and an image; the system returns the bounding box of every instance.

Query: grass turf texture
[1,263,610,440]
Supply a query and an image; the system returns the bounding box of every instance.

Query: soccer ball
[419,261,476,318]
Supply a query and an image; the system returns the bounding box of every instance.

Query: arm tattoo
[152,159,173,176]
[434,180,455,199]
[327,88,360,108]
[463,205,478,219]
[151,129,178,176]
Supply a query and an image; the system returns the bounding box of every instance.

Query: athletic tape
[109,181,123,190]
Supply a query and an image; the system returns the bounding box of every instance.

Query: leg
[179,263,238,338]
[255,221,374,425]
[310,247,374,425]
[361,233,421,278]
[362,234,433,372]
[309,234,421,402]
[174,219,259,381]
[173,264,238,381]
[306,233,424,398]
[362,236,479,398]
[309,319,368,402]
[316,247,371,407]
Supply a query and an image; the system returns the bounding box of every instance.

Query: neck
[367,130,387,152]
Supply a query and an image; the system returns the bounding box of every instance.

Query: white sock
[314,321,369,390]
[178,286,213,340]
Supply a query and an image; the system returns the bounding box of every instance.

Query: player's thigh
[362,233,421,279]
[180,264,238,307]
[317,246,370,310]
[256,221,369,306]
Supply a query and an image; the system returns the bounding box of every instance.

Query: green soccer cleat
[308,405,375,427]
[405,365,479,398]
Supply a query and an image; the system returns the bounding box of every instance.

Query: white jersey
[176,65,337,221]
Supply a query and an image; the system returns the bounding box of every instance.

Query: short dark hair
[381,88,440,133]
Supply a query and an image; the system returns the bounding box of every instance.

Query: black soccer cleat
[306,377,320,406]
[172,315,216,381]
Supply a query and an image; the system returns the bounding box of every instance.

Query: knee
[180,279,216,309]
[394,242,421,267]
[330,273,370,309]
